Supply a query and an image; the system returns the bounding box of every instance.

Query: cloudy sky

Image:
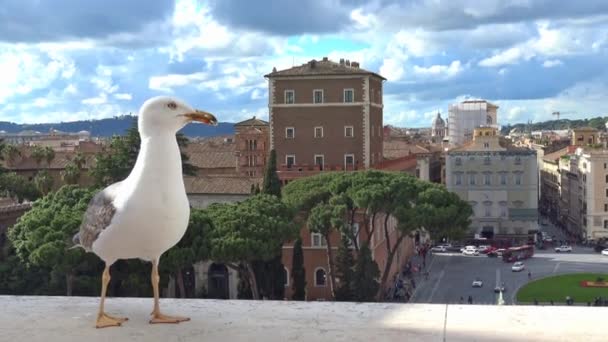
[1,0,608,127]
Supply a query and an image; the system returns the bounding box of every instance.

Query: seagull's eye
[167,102,178,110]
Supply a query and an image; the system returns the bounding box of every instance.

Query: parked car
[495,249,506,257]
[511,261,525,272]
[472,278,483,287]
[487,251,498,258]
[431,245,448,253]
[543,237,553,242]
[480,246,496,254]
[601,249,608,256]
[555,245,573,253]
[494,283,506,293]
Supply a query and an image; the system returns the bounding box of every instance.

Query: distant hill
[501,116,608,135]
[0,115,235,138]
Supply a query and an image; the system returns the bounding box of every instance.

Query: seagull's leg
[150,258,190,324]
[96,265,128,328]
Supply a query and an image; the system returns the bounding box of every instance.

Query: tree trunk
[324,234,337,299]
[376,233,407,301]
[66,272,74,296]
[176,269,186,298]
[246,263,260,300]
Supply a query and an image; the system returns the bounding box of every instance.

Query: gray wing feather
[73,182,121,251]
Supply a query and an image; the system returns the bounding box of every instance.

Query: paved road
[410,247,608,305]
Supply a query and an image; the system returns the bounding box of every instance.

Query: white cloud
[82,94,107,105]
[148,72,208,92]
[479,46,533,67]
[413,60,463,78]
[542,59,563,68]
[379,58,405,82]
[114,93,132,100]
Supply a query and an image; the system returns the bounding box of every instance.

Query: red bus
[502,245,534,262]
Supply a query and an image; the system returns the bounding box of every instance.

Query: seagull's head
[138,96,218,137]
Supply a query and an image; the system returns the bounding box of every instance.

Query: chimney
[322,56,328,61]
[339,58,345,65]
[346,59,351,67]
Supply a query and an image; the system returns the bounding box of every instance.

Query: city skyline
[1,0,608,127]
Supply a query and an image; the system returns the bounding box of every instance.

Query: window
[313,89,324,103]
[285,90,295,104]
[605,174,608,183]
[500,173,507,185]
[314,154,324,170]
[484,204,492,217]
[455,174,462,185]
[455,157,462,166]
[486,115,493,125]
[515,174,522,185]
[286,155,295,168]
[344,88,354,103]
[314,126,323,138]
[311,233,326,247]
[469,174,476,185]
[515,157,521,165]
[605,189,608,198]
[604,204,608,212]
[605,163,607,169]
[500,205,507,217]
[605,220,608,229]
[345,126,354,137]
[484,174,491,185]
[484,156,491,165]
[344,154,355,168]
[285,127,295,139]
[483,142,490,149]
[314,268,327,287]
[283,267,289,287]
[248,139,257,150]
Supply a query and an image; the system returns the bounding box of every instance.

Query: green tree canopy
[262,149,281,197]
[8,185,103,296]
[160,209,213,298]
[206,194,296,299]
[0,172,41,203]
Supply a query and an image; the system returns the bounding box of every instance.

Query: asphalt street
[410,247,608,305]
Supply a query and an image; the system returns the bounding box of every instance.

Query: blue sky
[1,0,608,127]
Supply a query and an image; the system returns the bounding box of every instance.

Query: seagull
[73,96,217,328]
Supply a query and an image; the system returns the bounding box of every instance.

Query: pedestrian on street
[424,271,429,280]
[459,296,464,304]
[468,295,473,304]
[528,270,531,279]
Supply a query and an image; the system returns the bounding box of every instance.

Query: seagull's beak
[183,110,218,126]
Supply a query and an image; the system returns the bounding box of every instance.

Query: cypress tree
[334,235,355,301]
[352,243,380,302]
[291,238,306,300]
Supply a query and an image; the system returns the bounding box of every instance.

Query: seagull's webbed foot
[149,312,190,324]
[96,313,129,328]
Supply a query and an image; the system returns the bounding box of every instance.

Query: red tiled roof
[383,140,431,159]
[184,175,262,194]
[265,58,386,80]
[183,136,237,169]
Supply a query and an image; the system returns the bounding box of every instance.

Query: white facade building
[448,100,498,146]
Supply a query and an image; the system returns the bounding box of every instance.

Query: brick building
[265,57,386,183]
[234,117,269,177]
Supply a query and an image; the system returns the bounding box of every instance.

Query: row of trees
[1,127,472,301]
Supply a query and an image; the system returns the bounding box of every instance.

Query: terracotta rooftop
[183,136,237,169]
[235,117,268,127]
[383,140,432,159]
[542,147,573,163]
[184,175,262,194]
[1,148,97,170]
[265,57,386,80]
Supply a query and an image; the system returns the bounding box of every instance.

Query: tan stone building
[265,57,386,179]
[446,127,538,242]
[573,147,608,241]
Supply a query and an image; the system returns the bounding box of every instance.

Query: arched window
[486,115,493,125]
[283,267,289,287]
[314,267,327,287]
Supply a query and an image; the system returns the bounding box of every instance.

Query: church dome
[432,112,445,128]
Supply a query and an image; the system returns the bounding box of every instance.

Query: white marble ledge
[0,296,604,342]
